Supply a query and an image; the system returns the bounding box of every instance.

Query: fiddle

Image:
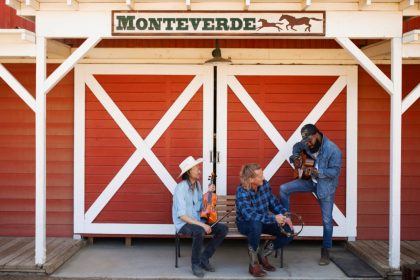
[200,172,218,224]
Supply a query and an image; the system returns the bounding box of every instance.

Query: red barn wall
[225,74,346,229]
[358,65,420,240]
[0,62,419,239]
[0,64,73,237]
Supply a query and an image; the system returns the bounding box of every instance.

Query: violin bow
[210,208,233,228]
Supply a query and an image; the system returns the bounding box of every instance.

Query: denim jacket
[290,134,342,199]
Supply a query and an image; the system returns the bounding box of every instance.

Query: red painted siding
[0,3,35,31]
[403,16,420,33]
[358,65,420,240]
[226,75,347,227]
[0,62,419,239]
[0,64,73,237]
[85,74,203,224]
[63,38,386,49]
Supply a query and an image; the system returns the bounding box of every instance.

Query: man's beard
[309,139,321,153]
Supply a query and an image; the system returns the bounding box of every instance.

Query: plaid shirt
[235,180,286,224]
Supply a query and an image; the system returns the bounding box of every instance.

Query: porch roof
[5,0,420,17]
[1,29,419,61]
[0,29,35,57]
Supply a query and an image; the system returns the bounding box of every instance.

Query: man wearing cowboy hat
[172,156,228,278]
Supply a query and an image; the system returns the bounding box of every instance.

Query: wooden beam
[358,0,372,9]
[44,36,101,94]
[0,63,36,111]
[335,37,394,95]
[46,39,71,59]
[302,0,312,10]
[402,29,420,57]
[5,0,21,10]
[399,0,414,10]
[66,0,79,10]
[126,0,135,10]
[362,40,391,58]
[403,29,420,43]
[402,84,420,113]
[403,44,420,57]
[25,0,40,10]
[0,29,36,57]
[245,0,250,10]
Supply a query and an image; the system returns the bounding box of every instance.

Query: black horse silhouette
[256,19,283,31]
[279,14,322,32]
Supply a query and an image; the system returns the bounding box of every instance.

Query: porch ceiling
[0,29,35,57]
[361,29,420,59]
[0,29,71,58]
[1,37,419,62]
[6,0,420,17]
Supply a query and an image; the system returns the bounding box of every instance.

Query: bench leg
[274,248,284,268]
[175,233,179,268]
[280,247,284,268]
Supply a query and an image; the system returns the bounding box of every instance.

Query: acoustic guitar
[292,151,315,180]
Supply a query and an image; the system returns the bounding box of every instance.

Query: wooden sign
[112,11,325,36]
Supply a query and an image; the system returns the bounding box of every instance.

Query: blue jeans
[279,179,335,249]
[178,223,228,266]
[236,220,293,251]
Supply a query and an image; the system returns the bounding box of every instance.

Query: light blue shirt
[172,179,203,232]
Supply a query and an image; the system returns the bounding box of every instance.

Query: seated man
[235,163,294,277]
[172,156,228,278]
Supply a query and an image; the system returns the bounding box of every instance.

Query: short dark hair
[301,124,320,142]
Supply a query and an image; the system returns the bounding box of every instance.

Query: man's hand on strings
[293,157,302,169]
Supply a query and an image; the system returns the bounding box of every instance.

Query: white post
[346,67,358,240]
[35,36,47,265]
[389,37,402,270]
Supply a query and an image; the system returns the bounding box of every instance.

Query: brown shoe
[248,246,267,277]
[258,254,276,271]
[249,263,267,277]
[319,248,330,265]
[258,241,276,271]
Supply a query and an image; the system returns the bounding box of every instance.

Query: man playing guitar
[279,124,342,266]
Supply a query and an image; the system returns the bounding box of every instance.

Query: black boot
[192,264,204,277]
[319,248,330,265]
[200,257,215,272]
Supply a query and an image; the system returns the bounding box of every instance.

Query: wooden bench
[175,195,284,268]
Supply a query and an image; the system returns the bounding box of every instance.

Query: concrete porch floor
[47,238,381,280]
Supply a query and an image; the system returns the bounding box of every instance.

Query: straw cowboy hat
[178,156,203,178]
